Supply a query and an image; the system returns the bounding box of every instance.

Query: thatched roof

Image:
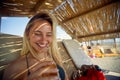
[0,0,120,42]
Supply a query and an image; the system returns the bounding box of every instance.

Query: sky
[1,17,71,39]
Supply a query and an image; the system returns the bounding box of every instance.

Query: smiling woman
[28,20,53,54]
[2,12,68,80]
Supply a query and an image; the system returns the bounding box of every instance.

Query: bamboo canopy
[0,0,120,42]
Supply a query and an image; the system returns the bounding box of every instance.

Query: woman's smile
[36,42,48,48]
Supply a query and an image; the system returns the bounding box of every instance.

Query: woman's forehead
[31,20,52,31]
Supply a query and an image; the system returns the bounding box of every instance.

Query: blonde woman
[3,12,68,80]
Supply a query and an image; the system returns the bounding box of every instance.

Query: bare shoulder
[3,55,27,80]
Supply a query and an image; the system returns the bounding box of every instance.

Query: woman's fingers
[28,61,60,80]
[37,64,58,76]
[31,61,54,72]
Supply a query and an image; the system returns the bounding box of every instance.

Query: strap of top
[25,54,31,76]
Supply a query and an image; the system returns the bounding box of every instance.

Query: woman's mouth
[37,43,47,48]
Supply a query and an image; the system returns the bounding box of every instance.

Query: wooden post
[0,17,1,32]
[114,38,116,48]
[72,29,77,39]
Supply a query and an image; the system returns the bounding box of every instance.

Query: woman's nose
[40,35,47,44]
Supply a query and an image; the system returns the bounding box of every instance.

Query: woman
[3,12,67,80]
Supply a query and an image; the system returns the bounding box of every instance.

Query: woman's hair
[21,12,62,66]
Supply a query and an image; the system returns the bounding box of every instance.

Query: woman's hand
[27,60,60,80]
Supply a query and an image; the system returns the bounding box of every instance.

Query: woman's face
[28,20,53,53]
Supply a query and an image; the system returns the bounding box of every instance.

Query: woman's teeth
[37,43,46,48]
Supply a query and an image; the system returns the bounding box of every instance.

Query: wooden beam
[30,0,46,12]
[77,29,120,38]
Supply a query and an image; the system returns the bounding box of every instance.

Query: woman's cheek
[49,38,53,44]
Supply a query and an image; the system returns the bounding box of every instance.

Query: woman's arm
[3,57,26,80]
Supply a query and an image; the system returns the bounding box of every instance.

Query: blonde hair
[21,12,62,66]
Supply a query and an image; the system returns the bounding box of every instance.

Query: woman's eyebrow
[34,30,52,33]
[34,30,39,32]
[33,31,42,35]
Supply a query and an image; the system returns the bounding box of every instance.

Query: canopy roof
[0,0,120,42]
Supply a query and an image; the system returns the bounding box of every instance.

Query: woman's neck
[28,51,52,62]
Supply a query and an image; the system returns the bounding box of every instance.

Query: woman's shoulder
[7,55,26,69]
[3,55,27,80]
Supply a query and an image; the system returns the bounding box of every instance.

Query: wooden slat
[78,29,120,39]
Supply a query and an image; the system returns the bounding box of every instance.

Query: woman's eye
[47,34,52,37]
[34,32,42,36]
